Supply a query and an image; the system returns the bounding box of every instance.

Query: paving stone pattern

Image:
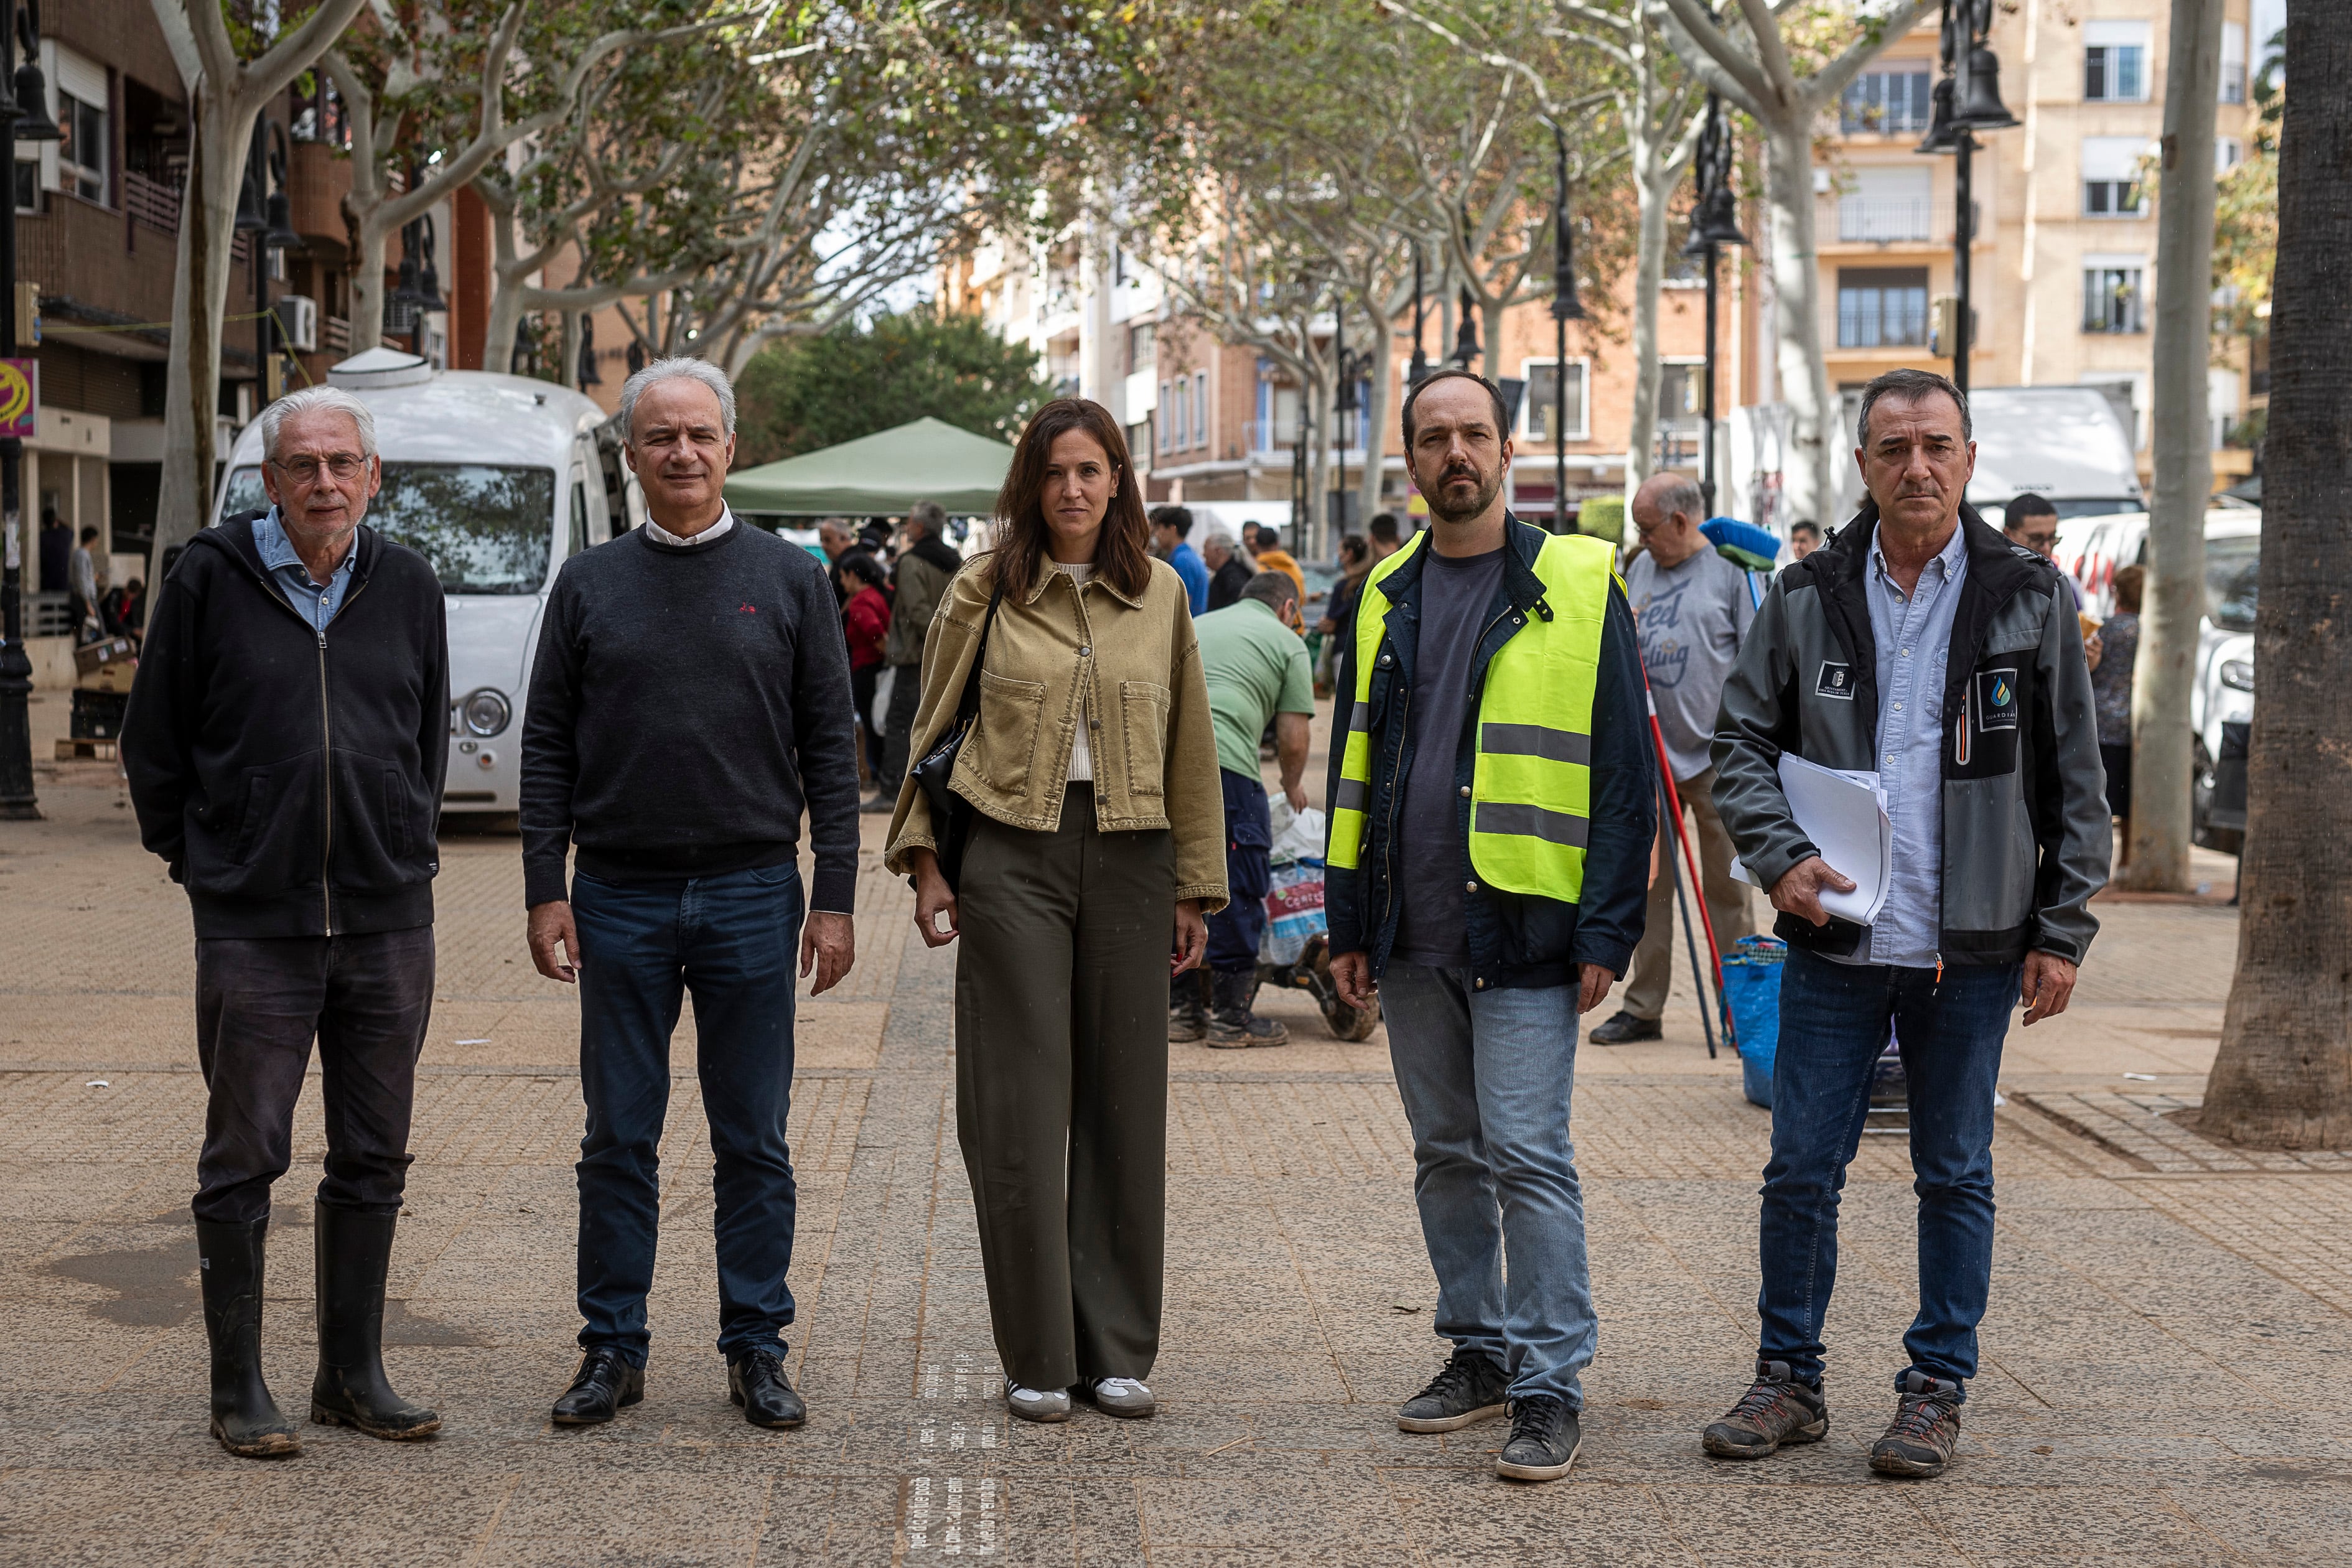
[3,731,2350,1564]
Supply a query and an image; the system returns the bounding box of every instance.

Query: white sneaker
[1084,1377,1156,1419]
[1003,1380,1071,1423]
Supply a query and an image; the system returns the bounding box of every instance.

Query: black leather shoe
[1587,1010,1663,1045]
[729,1348,806,1430]
[552,1348,643,1426]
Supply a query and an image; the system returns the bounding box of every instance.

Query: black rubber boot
[195,1217,301,1458]
[309,1205,441,1440]
[1169,969,1210,1043]
[1207,969,1289,1047]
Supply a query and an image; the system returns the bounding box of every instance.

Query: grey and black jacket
[1710,502,2107,967]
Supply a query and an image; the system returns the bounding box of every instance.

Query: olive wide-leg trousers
[954,783,1174,1393]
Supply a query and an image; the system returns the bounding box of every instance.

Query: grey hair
[906,500,947,536]
[1241,570,1299,612]
[1857,366,1971,449]
[1650,474,1705,523]
[619,356,737,442]
[261,387,377,461]
[1200,526,1236,553]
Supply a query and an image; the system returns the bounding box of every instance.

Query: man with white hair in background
[521,357,862,1432]
[124,386,450,1458]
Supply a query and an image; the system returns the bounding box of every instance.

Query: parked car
[213,348,639,817]
[2055,506,2258,853]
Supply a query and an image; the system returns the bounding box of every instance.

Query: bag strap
[951,569,1008,725]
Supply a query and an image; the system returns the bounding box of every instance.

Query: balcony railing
[324,315,351,354]
[125,169,179,234]
[1244,419,1300,452]
[1837,197,1933,243]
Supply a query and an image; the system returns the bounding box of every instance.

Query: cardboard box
[72,637,138,678]
[83,658,137,694]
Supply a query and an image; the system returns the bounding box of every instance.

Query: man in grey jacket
[1701,368,2107,1480]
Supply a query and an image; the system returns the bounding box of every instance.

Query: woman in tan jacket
[885,398,1226,1424]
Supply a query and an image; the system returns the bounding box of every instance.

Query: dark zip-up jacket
[1324,515,1655,989]
[124,513,449,940]
[1710,501,2107,966]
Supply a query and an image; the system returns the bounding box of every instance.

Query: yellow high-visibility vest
[1327,528,1617,903]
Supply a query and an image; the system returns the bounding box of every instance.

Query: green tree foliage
[732,307,1052,464]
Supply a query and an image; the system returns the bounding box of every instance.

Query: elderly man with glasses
[124,386,450,1458]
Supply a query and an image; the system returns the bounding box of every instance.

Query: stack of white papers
[1730,754,1893,925]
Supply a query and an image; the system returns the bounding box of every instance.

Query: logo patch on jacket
[1976,669,2020,730]
[1816,661,1855,700]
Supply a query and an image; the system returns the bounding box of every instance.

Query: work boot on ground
[309,1205,441,1439]
[1868,1371,1962,1477]
[1169,970,1210,1043]
[1701,1360,1829,1458]
[1397,1345,1510,1433]
[1207,969,1288,1048]
[1587,1010,1662,1045]
[1495,1394,1582,1482]
[195,1216,301,1458]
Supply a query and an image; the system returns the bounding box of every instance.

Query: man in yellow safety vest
[1325,369,1654,1482]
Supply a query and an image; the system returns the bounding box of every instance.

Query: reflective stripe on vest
[1327,529,1617,908]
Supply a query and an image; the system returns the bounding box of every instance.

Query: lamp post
[1684,92,1747,516]
[1550,121,1584,535]
[1,0,63,821]
[1408,241,1430,387]
[239,117,302,414]
[1917,0,2018,395]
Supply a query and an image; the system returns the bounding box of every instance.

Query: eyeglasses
[2015,530,2058,549]
[269,453,369,482]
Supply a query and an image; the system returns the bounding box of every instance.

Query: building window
[2084,22,2150,102]
[2083,179,2144,217]
[2081,137,2152,219]
[2221,22,2247,106]
[2083,266,2145,334]
[1192,372,1208,449]
[1129,322,1155,375]
[1519,360,1589,442]
[1837,268,1930,347]
[1839,67,1934,134]
[1838,164,1933,243]
[2217,136,2244,172]
[1157,383,1171,450]
[12,161,34,215]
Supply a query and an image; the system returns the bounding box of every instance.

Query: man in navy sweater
[521,358,861,1432]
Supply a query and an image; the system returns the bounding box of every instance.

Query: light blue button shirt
[251,507,356,634]
[1841,520,1969,969]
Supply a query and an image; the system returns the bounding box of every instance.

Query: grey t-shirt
[1625,546,1757,781]
[1391,547,1506,969]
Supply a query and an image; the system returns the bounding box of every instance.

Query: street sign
[0,359,35,439]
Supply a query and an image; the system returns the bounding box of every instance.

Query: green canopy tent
[724,416,1015,517]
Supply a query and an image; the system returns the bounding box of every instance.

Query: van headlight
[2219,660,2254,693]
[460,688,513,737]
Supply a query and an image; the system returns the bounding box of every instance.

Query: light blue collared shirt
[1842,520,1969,969]
[252,507,357,634]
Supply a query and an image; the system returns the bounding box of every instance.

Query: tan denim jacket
[883,551,1229,912]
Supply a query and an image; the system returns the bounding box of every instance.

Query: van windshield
[221,464,558,595]
[2205,534,2259,632]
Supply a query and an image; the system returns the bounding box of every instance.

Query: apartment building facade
[1800,0,2264,485]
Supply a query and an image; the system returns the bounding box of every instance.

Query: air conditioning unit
[278,294,319,353]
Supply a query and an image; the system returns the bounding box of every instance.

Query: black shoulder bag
[907,576,1007,892]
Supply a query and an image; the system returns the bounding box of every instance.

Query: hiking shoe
[1587,1010,1662,1045]
[1869,1371,1962,1477]
[1078,1376,1155,1418]
[1701,1360,1828,1458]
[1397,1345,1510,1433]
[1495,1394,1582,1482]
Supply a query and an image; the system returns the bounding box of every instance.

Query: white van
[2054,505,2259,852]
[212,349,639,816]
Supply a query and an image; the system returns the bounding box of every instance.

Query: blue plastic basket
[1719,936,1788,1108]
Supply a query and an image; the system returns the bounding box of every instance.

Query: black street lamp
[1550,120,1584,534]
[1,0,63,821]
[1333,300,1361,544]
[1684,92,1747,516]
[1917,0,2017,395]
[1408,240,1430,387]
[1450,286,1479,369]
[242,118,300,414]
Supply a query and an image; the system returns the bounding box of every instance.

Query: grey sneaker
[1078,1376,1155,1418]
[1004,1380,1071,1423]
[1495,1394,1582,1482]
[1701,1360,1828,1458]
[1869,1371,1962,1477]
[1398,1345,1509,1433]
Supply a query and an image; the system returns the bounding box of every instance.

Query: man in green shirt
[1178,571,1317,1047]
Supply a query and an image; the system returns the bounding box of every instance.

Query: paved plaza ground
[3,690,2348,1565]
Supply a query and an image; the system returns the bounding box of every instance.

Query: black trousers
[192,927,436,1225]
[879,661,922,795]
[954,786,1173,1389]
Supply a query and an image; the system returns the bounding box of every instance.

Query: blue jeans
[572,863,805,1366]
[1380,964,1594,1407]
[1759,947,2020,1398]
